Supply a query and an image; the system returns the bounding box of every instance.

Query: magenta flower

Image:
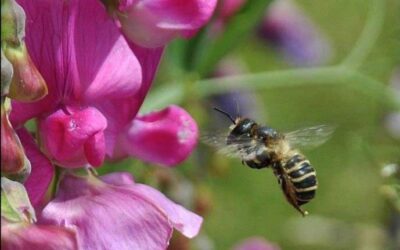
[117,105,198,166]
[39,172,203,250]
[114,0,218,48]
[11,0,198,168]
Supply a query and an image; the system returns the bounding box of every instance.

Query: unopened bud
[1,50,14,96]
[1,177,36,224]
[4,45,48,102]
[1,0,26,46]
[1,100,31,181]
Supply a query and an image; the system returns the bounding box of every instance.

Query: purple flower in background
[38,172,202,250]
[232,237,281,250]
[11,0,198,168]
[258,0,332,67]
[209,58,261,127]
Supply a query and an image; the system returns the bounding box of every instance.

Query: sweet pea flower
[111,0,218,48]
[11,0,198,168]
[118,105,198,166]
[39,172,203,250]
[258,0,332,67]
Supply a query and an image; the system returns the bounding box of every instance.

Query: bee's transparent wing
[284,125,335,149]
[201,132,262,161]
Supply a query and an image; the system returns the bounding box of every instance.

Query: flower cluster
[1,0,216,249]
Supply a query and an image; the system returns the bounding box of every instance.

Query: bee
[203,108,335,216]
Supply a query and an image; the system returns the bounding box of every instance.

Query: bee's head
[229,118,256,136]
[213,107,256,142]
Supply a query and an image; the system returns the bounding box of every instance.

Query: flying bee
[203,108,335,216]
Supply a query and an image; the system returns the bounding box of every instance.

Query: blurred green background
[101,0,400,249]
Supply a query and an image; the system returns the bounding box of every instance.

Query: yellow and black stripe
[284,154,317,206]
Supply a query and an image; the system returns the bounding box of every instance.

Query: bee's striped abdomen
[284,154,317,206]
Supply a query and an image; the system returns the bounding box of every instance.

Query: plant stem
[341,0,385,68]
[142,66,399,113]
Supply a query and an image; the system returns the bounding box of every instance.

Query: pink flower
[39,172,203,250]
[115,0,218,48]
[117,105,198,166]
[232,237,281,250]
[11,0,198,168]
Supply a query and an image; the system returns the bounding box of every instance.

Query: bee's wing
[201,132,262,161]
[283,125,335,149]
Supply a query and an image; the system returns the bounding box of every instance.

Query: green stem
[49,166,62,198]
[341,0,385,68]
[141,66,399,113]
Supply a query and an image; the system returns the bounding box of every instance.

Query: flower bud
[113,0,217,48]
[1,0,26,47]
[1,50,13,97]
[1,100,31,182]
[2,0,47,102]
[1,177,36,224]
[4,45,48,102]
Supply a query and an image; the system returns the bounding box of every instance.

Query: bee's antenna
[213,107,236,124]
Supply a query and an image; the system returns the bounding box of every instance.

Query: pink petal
[121,105,198,167]
[100,172,203,238]
[131,183,202,238]
[38,106,107,168]
[233,237,281,250]
[1,224,78,250]
[17,128,54,208]
[97,44,163,157]
[12,0,142,125]
[119,0,217,47]
[100,172,136,186]
[40,174,173,250]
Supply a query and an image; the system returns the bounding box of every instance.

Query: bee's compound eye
[231,119,256,136]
